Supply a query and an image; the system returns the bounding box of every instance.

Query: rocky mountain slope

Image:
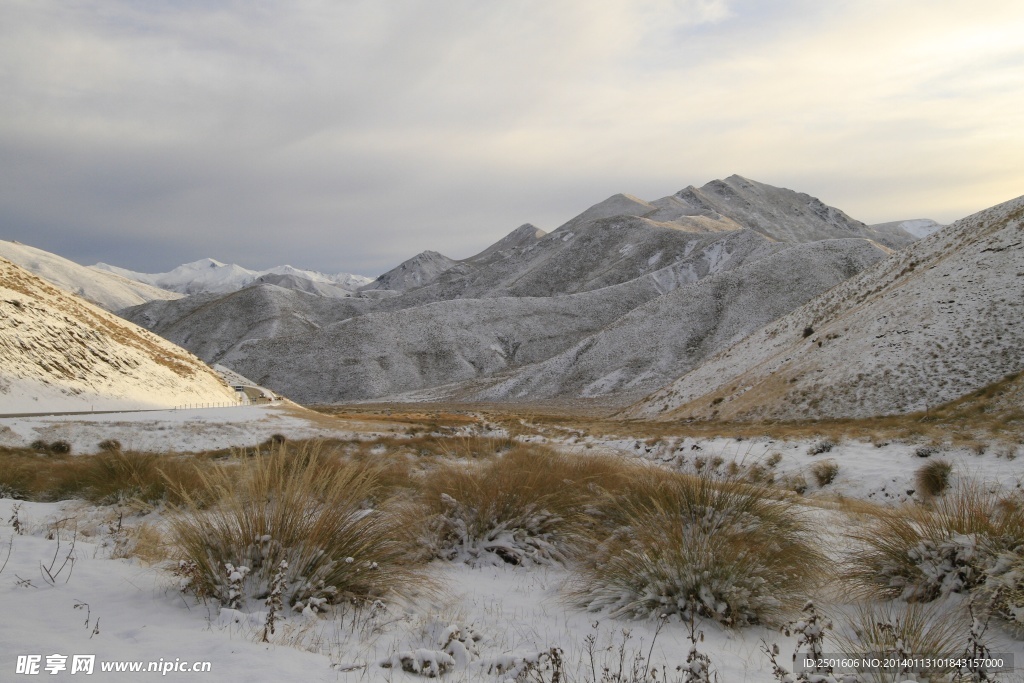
[95,258,372,296]
[418,238,890,404]
[0,258,237,413]
[665,176,918,247]
[0,240,182,311]
[626,194,1024,421]
[360,250,460,292]
[117,175,942,406]
[122,229,787,401]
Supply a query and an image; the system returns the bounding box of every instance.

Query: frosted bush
[168,444,426,613]
[848,482,1024,603]
[983,549,1024,632]
[380,649,455,678]
[426,491,565,567]
[573,472,825,626]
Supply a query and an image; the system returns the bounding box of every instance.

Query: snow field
[2,412,1024,681]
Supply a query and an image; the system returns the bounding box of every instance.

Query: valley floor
[1,405,1023,681]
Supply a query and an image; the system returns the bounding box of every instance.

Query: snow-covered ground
[0,403,381,454]
[579,434,1024,504]
[2,409,1024,681]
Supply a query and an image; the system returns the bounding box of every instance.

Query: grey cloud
[1,0,1022,276]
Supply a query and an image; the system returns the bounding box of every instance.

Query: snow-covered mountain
[416,238,890,404]
[625,194,1024,420]
[0,240,182,311]
[360,250,460,292]
[869,218,945,241]
[94,258,372,296]
[121,176,928,405]
[0,257,238,413]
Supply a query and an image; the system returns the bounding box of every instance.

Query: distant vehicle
[232,385,278,404]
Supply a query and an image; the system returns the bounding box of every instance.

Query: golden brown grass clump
[846,482,1024,602]
[0,447,212,504]
[571,470,828,626]
[414,445,636,566]
[167,443,428,611]
[914,459,953,499]
[832,602,967,683]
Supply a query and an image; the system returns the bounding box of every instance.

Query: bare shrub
[572,470,827,626]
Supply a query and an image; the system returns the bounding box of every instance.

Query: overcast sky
[2,0,1023,277]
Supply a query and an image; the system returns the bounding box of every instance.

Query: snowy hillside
[626,194,1024,420]
[870,218,945,240]
[95,258,372,296]
[124,230,791,402]
[435,238,891,403]
[0,257,238,413]
[0,240,182,311]
[360,250,460,292]
[121,284,373,364]
[120,175,937,405]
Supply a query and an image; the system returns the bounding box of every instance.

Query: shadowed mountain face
[626,194,1024,421]
[117,175,944,406]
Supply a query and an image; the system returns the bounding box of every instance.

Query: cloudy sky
[2,0,1022,277]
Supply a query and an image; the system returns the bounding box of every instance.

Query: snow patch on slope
[0,257,237,413]
[0,240,182,311]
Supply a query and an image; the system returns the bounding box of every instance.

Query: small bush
[847,483,1024,602]
[417,447,632,566]
[915,460,952,498]
[571,471,827,626]
[30,440,50,452]
[915,445,939,458]
[807,439,834,456]
[97,439,122,453]
[833,602,967,682]
[48,440,71,454]
[782,473,808,495]
[802,326,814,338]
[811,460,839,487]
[168,443,426,611]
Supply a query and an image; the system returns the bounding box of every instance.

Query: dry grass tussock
[413,445,638,566]
[167,443,430,611]
[832,601,968,683]
[846,481,1024,602]
[915,459,952,498]
[0,446,217,505]
[572,469,829,626]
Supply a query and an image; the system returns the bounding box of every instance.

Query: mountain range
[94,258,372,297]
[5,173,1018,423]
[113,174,981,411]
